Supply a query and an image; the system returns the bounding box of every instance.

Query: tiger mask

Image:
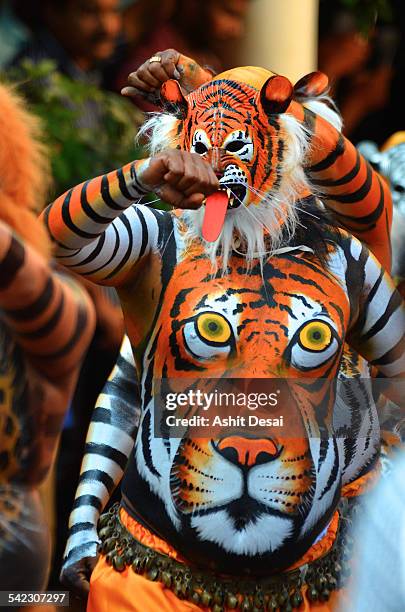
[141,68,312,273]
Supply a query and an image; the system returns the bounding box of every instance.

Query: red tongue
[202,191,229,242]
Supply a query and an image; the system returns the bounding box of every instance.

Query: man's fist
[60,555,99,598]
[139,149,219,209]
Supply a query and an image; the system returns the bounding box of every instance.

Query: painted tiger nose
[206,147,226,173]
[217,436,280,467]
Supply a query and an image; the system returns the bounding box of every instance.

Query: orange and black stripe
[0,224,95,379]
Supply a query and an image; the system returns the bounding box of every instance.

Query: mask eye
[194,141,208,155]
[298,321,332,352]
[191,129,211,156]
[197,312,232,345]
[226,140,245,153]
[223,131,254,163]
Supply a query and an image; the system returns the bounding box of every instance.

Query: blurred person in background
[114,0,250,110]
[318,0,403,144]
[0,1,30,68]
[342,451,405,611]
[0,81,95,592]
[5,0,127,592]
[12,0,122,85]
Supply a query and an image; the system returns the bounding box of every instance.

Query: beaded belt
[97,501,355,611]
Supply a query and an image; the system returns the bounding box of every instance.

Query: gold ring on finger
[149,55,162,63]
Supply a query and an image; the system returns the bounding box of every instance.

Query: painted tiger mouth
[220,184,247,209]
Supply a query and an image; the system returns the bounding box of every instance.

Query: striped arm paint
[62,336,139,570]
[42,161,163,286]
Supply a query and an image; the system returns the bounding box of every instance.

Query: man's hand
[139,149,219,209]
[122,49,181,99]
[60,555,99,598]
[121,49,212,101]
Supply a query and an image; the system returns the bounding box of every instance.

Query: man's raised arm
[41,151,219,286]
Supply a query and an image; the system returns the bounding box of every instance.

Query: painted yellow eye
[299,321,332,352]
[196,313,232,344]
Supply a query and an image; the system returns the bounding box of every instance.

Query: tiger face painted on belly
[154,251,346,379]
[123,244,356,572]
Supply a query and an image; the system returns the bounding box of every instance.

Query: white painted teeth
[226,188,235,208]
[219,187,236,208]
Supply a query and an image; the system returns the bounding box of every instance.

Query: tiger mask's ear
[160,79,188,119]
[293,71,329,101]
[259,75,294,116]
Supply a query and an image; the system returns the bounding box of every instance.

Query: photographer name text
[165,414,284,427]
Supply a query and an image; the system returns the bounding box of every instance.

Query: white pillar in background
[238,0,319,83]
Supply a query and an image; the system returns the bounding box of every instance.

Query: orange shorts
[87,508,350,612]
[87,455,380,611]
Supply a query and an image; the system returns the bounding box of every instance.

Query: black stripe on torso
[134,207,149,259]
[371,335,404,368]
[360,290,402,343]
[319,437,340,500]
[141,410,161,477]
